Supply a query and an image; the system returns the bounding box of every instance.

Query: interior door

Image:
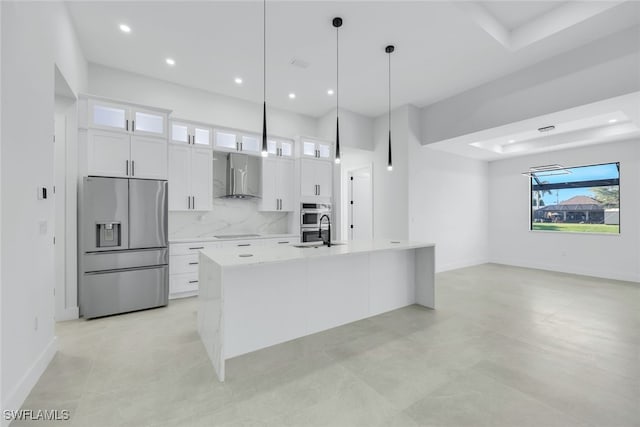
[190,148,213,211]
[278,159,295,211]
[129,179,168,249]
[168,144,190,211]
[130,135,167,179]
[87,130,130,178]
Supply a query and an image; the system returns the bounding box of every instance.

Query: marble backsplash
[169,197,290,239]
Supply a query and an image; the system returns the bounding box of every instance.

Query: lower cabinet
[169,237,299,299]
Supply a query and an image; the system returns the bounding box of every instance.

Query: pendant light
[261,0,268,157]
[333,17,342,164]
[386,45,394,171]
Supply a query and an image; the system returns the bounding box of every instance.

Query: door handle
[126,160,129,176]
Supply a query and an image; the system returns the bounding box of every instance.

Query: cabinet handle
[240,141,243,151]
[188,196,191,209]
[188,262,199,265]
[237,243,251,247]
[188,246,204,250]
[131,160,135,176]
[188,280,199,284]
[132,120,135,132]
[126,119,129,132]
[126,160,129,176]
[278,241,289,244]
[318,185,320,196]
[192,196,195,210]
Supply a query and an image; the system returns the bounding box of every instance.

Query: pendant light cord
[263,0,266,103]
[336,25,339,117]
[388,50,391,132]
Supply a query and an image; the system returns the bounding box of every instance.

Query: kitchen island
[197,240,435,381]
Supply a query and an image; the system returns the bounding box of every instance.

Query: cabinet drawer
[219,239,264,249]
[170,273,199,295]
[170,254,199,275]
[170,242,219,256]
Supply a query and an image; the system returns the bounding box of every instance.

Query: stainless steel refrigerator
[80,177,168,319]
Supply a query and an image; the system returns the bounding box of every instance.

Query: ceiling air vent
[537,125,556,133]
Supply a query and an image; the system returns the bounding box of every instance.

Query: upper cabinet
[267,137,294,158]
[213,128,261,155]
[260,157,295,212]
[300,137,332,161]
[87,99,168,138]
[82,96,170,179]
[171,120,212,148]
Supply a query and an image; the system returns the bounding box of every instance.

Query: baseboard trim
[56,306,79,322]
[489,258,639,283]
[436,258,488,273]
[1,337,58,426]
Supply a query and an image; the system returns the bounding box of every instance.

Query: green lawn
[532,223,619,233]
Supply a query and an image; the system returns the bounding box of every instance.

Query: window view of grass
[530,163,620,234]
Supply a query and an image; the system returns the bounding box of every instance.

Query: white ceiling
[66,1,640,118]
[426,92,640,161]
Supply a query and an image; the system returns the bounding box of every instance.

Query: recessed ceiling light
[327,89,334,96]
[288,93,296,99]
[234,77,243,85]
[165,58,176,66]
[508,139,515,143]
[119,24,131,33]
[608,119,618,123]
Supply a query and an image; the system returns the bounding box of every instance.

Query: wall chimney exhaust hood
[213,151,261,199]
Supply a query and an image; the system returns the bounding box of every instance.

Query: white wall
[88,64,317,139]
[489,139,640,282]
[421,26,640,144]
[1,1,87,418]
[408,106,489,272]
[316,108,374,151]
[372,106,409,240]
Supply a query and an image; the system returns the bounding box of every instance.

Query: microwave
[300,203,331,228]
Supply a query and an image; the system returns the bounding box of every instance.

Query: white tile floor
[16,264,640,426]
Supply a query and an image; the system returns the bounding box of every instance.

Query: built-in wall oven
[300,203,331,243]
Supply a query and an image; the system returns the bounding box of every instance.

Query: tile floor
[16,263,640,426]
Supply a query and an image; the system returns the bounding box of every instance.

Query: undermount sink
[292,242,346,248]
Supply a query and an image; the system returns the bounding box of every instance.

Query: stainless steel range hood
[213,151,261,199]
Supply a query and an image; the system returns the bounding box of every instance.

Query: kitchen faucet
[318,214,331,247]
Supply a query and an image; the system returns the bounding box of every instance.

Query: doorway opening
[54,66,79,321]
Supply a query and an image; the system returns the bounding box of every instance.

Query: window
[530,162,619,234]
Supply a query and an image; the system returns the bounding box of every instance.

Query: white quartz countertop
[169,233,300,244]
[200,240,435,268]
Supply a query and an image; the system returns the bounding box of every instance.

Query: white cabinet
[171,120,212,147]
[168,145,212,211]
[84,97,169,179]
[130,136,168,179]
[301,137,332,160]
[87,130,131,178]
[87,130,167,179]
[260,158,294,211]
[267,138,294,158]
[214,128,261,155]
[88,99,168,138]
[300,158,332,200]
[169,241,221,299]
